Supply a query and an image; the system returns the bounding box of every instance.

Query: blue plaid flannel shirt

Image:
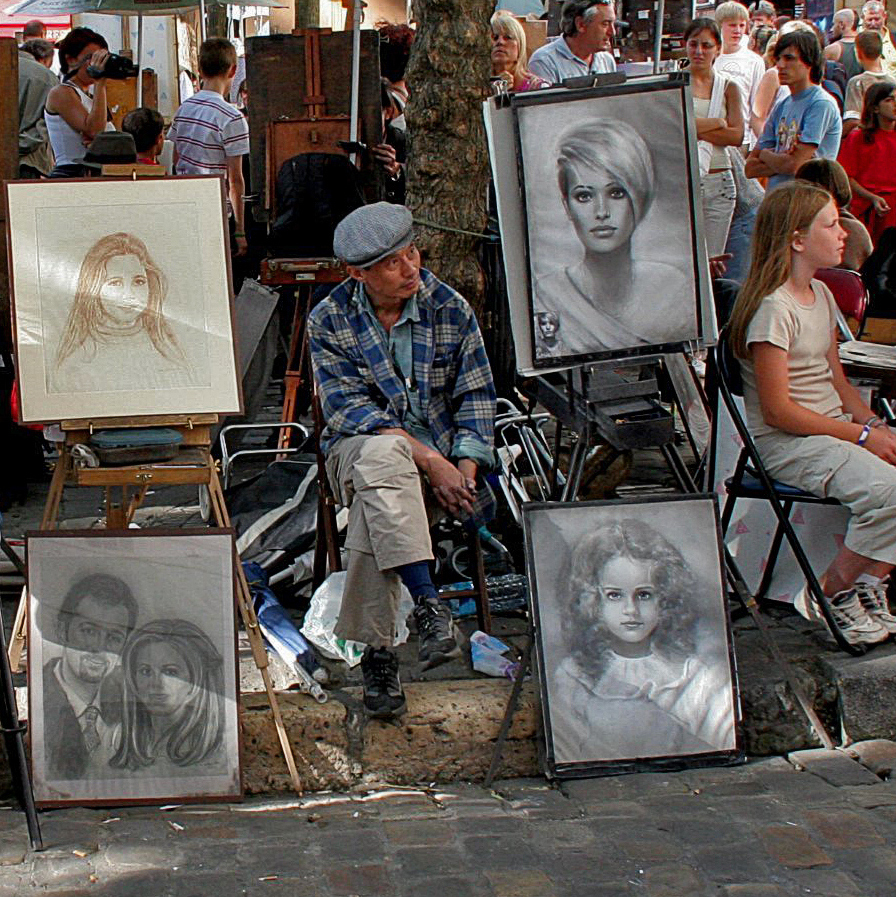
[308,268,497,468]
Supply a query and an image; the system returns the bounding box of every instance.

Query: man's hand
[872,194,892,216]
[372,143,401,178]
[423,454,476,516]
[709,253,732,279]
[234,235,248,256]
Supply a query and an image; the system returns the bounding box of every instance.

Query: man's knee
[353,434,418,489]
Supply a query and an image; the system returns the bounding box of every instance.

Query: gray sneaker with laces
[827,588,889,646]
[855,580,896,636]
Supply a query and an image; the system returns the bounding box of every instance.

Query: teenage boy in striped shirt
[169,38,250,256]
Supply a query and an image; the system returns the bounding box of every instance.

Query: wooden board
[244,30,382,212]
[105,71,160,129]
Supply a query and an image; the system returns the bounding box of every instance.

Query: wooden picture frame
[6,176,243,423]
[523,495,742,778]
[27,529,241,807]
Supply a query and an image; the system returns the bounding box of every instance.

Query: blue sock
[396,561,438,605]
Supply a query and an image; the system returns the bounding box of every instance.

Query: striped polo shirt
[168,90,249,203]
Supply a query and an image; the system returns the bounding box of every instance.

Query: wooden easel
[8,414,303,792]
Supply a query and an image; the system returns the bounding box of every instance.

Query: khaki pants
[325,434,433,648]
[758,429,896,565]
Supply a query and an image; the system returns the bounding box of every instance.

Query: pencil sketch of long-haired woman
[109,619,227,775]
[49,232,200,393]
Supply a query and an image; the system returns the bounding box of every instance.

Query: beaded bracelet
[858,423,873,446]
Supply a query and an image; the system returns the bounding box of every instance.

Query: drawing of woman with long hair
[51,232,197,392]
[110,619,226,774]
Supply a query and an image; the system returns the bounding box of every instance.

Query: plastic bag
[470,630,519,679]
[300,571,413,668]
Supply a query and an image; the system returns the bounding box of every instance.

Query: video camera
[86,53,139,80]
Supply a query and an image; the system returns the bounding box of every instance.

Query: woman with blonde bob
[110,619,226,773]
[533,118,690,359]
[490,12,547,92]
[53,231,194,392]
[728,181,896,648]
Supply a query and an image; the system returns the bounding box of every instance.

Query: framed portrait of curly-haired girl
[523,495,742,778]
[27,529,241,806]
[6,176,242,422]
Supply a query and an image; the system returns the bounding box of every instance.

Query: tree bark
[404,0,492,318]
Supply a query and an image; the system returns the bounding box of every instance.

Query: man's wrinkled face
[576,4,616,54]
[354,244,422,303]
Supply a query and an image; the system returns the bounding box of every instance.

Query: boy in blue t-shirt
[746,31,843,190]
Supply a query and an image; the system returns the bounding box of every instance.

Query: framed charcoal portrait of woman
[523,495,742,777]
[6,177,242,422]
[27,530,241,806]
[512,76,711,367]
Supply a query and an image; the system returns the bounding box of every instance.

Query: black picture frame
[523,494,743,778]
[509,74,710,370]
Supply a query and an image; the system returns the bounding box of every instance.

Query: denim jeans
[724,204,758,285]
[700,169,737,259]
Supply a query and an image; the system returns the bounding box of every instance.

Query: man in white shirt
[528,0,616,84]
[714,0,766,149]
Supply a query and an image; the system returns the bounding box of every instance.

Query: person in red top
[121,107,165,165]
[838,78,896,243]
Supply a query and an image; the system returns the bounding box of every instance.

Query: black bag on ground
[860,226,896,319]
[268,152,365,258]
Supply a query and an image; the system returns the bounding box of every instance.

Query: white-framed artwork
[484,74,716,375]
[523,495,742,778]
[6,176,242,422]
[27,530,241,806]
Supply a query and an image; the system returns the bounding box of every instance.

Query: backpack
[268,152,365,258]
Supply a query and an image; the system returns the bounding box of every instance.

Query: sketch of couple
[43,573,225,782]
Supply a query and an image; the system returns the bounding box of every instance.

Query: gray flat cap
[333,202,414,267]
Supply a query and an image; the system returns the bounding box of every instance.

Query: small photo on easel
[5,176,242,423]
[26,530,241,807]
[523,495,743,778]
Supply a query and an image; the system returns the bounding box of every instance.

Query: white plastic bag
[300,571,413,668]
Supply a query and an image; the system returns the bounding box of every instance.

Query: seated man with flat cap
[308,202,497,719]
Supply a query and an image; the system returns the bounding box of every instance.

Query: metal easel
[484,357,835,786]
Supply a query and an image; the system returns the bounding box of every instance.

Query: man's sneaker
[826,588,889,646]
[360,646,406,719]
[856,580,896,636]
[413,596,461,670]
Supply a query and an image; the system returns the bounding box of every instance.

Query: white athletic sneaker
[856,581,896,637]
[827,588,889,646]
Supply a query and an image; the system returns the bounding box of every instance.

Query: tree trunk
[404,0,492,319]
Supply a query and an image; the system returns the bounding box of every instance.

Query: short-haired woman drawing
[551,519,736,763]
[533,119,691,360]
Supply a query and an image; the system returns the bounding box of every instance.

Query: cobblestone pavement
[4,751,896,896]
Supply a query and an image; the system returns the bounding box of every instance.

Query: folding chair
[713,335,865,656]
[815,267,869,339]
[309,391,493,633]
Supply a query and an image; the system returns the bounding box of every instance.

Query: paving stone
[560,778,627,805]
[610,828,683,863]
[484,869,556,897]
[325,862,393,896]
[525,820,595,850]
[639,863,708,897]
[835,783,896,809]
[805,808,885,847]
[787,869,865,896]
[534,846,632,883]
[820,649,896,743]
[747,768,843,802]
[576,800,645,820]
[320,830,386,862]
[397,876,481,897]
[0,832,27,866]
[650,814,753,847]
[383,818,455,846]
[845,846,896,888]
[100,842,184,870]
[757,824,833,868]
[719,887,789,897]
[450,815,528,836]
[786,749,881,786]
[845,739,896,778]
[461,836,538,871]
[394,846,468,878]
[691,844,773,882]
[27,854,95,888]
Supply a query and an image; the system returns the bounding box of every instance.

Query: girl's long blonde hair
[728,182,832,359]
[490,12,536,87]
